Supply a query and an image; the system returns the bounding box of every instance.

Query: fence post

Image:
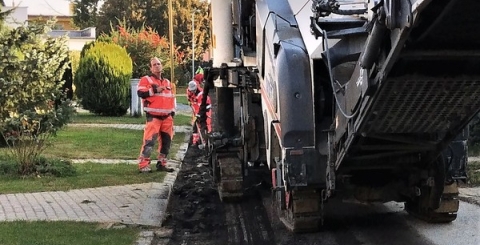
[130,78,143,116]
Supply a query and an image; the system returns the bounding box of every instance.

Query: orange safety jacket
[187,86,202,106]
[192,91,212,115]
[137,75,175,116]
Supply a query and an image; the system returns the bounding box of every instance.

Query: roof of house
[49,27,96,39]
[6,0,71,16]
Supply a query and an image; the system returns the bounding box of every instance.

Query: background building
[2,5,27,28]
[2,0,95,51]
[5,0,75,29]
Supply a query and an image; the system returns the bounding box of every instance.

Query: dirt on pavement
[160,145,228,244]
[156,142,278,245]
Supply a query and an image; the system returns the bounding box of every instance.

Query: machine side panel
[276,43,315,147]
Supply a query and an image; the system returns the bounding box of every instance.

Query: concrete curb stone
[136,130,191,245]
[458,187,480,207]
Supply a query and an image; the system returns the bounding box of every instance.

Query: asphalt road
[268,199,480,245]
[159,191,479,245]
[156,146,480,245]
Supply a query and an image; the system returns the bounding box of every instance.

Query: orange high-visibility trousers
[138,116,174,168]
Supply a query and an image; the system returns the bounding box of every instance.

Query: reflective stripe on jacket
[138,75,175,116]
[192,91,211,115]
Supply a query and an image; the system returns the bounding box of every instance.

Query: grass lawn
[0,127,184,193]
[42,128,185,160]
[469,144,480,156]
[0,113,189,244]
[0,162,166,194]
[176,94,188,105]
[173,113,193,126]
[44,127,143,159]
[0,221,141,245]
[467,161,480,186]
[71,111,192,126]
[0,127,186,160]
[71,113,146,124]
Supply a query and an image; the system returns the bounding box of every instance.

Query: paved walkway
[0,123,190,245]
[0,181,173,226]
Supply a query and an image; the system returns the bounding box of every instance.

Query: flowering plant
[103,22,185,79]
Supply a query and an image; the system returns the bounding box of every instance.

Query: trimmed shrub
[74,42,133,116]
[69,51,81,100]
[70,50,81,76]
[34,156,77,177]
[80,40,96,57]
[0,156,76,177]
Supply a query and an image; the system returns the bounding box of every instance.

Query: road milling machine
[195,0,477,232]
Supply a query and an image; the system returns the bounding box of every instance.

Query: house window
[53,24,64,30]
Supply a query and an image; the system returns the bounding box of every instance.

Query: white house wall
[67,38,95,51]
[3,6,28,28]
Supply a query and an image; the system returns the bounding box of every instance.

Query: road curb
[458,194,480,207]
[159,133,191,226]
[135,132,191,245]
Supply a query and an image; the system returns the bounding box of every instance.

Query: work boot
[138,157,152,173]
[156,158,174,172]
[156,162,174,172]
[139,165,152,173]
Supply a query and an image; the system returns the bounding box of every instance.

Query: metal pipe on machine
[211,0,234,67]
[211,0,235,137]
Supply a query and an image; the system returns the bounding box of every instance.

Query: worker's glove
[151,84,164,93]
[171,112,175,117]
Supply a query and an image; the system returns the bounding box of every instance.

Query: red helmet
[194,74,204,83]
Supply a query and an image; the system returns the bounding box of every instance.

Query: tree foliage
[0,4,13,28]
[0,22,74,175]
[101,21,184,79]
[469,115,480,145]
[71,0,101,29]
[90,0,210,67]
[172,0,210,69]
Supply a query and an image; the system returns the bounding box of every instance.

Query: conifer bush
[74,42,133,116]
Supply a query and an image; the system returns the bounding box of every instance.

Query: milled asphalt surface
[2,112,480,245]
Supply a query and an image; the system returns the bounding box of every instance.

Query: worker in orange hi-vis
[187,79,203,125]
[187,81,212,145]
[193,73,204,88]
[136,57,176,173]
